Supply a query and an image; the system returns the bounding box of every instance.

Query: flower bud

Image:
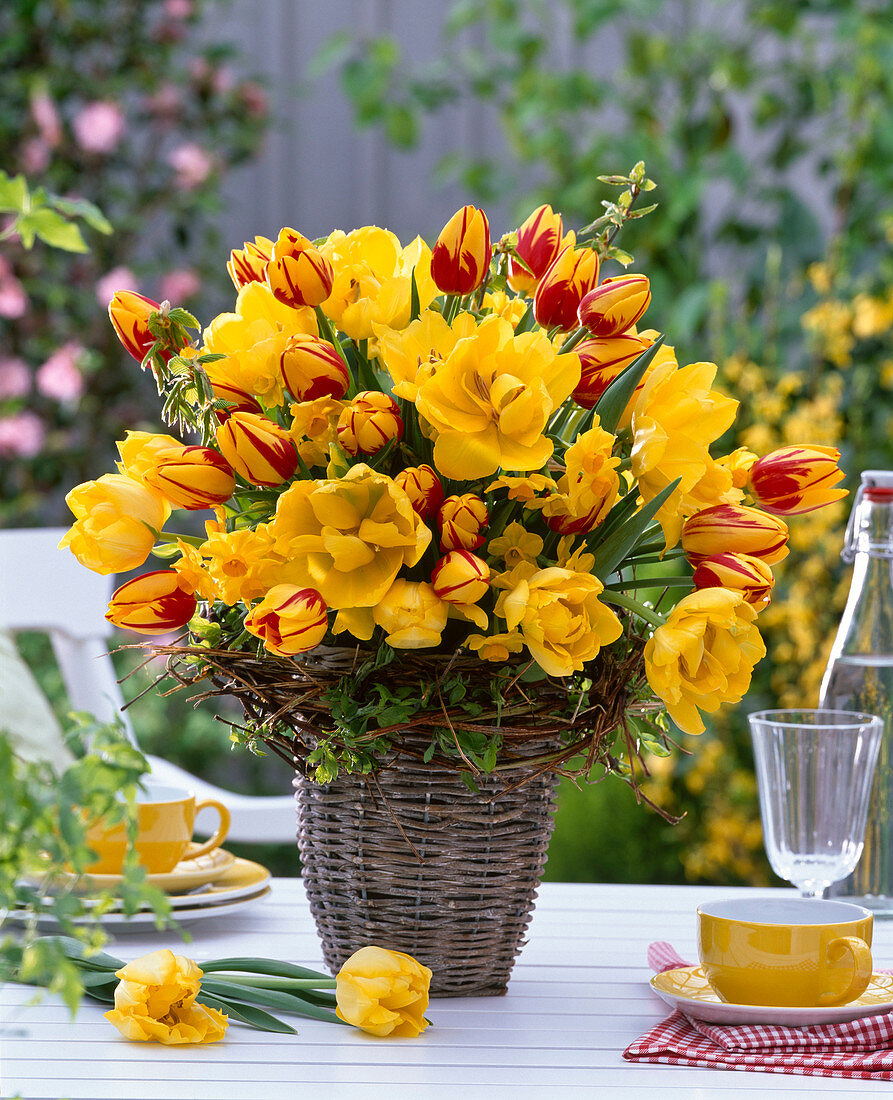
[439,494,488,551]
[215,411,298,487]
[430,205,492,295]
[266,227,334,308]
[245,584,328,656]
[336,391,403,456]
[209,378,263,423]
[108,290,165,364]
[279,334,350,402]
[105,570,197,635]
[394,464,444,520]
[748,445,847,516]
[578,274,651,337]
[507,204,565,294]
[533,246,599,331]
[431,550,490,605]
[226,235,273,291]
[372,580,448,649]
[692,552,775,610]
[143,446,236,510]
[682,504,789,566]
[572,333,653,409]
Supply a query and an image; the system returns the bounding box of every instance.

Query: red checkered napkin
[623,941,893,1079]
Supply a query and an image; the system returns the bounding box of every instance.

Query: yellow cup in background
[697,897,873,1008]
[85,785,231,875]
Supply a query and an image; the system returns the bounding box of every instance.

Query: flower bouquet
[61,163,845,995]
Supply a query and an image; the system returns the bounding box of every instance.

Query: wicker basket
[295,735,561,997]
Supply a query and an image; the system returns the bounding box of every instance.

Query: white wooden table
[3,881,891,1099]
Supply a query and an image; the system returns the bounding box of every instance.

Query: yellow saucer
[651,965,893,1026]
[25,844,237,895]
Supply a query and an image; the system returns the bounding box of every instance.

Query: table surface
[3,880,891,1100]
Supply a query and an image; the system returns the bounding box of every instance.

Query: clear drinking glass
[749,709,883,898]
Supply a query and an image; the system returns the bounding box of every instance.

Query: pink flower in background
[168,143,213,190]
[21,137,50,175]
[96,267,139,308]
[211,67,235,96]
[146,83,181,121]
[160,268,201,303]
[0,357,31,400]
[72,101,126,155]
[239,83,269,119]
[0,411,45,458]
[30,89,62,147]
[0,258,28,319]
[163,0,194,18]
[36,343,86,403]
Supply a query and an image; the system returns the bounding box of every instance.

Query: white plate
[8,886,272,931]
[651,965,893,1026]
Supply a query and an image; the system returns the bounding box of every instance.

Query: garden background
[2,0,891,883]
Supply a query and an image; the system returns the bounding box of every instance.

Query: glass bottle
[820,470,893,914]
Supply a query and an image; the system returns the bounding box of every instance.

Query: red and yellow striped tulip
[431,550,490,605]
[572,333,653,409]
[209,378,263,423]
[336,391,403,456]
[266,227,334,309]
[226,235,273,292]
[438,494,489,552]
[143,446,236,510]
[215,411,298,487]
[748,445,847,516]
[245,584,328,656]
[533,246,599,331]
[507,204,565,294]
[578,274,651,337]
[430,205,491,295]
[394,464,444,520]
[280,335,350,402]
[692,552,775,610]
[682,504,790,566]
[105,570,197,635]
[108,290,165,365]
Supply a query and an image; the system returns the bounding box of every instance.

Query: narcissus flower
[106,570,197,635]
[266,227,334,308]
[374,309,477,402]
[201,526,281,605]
[488,522,544,568]
[215,411,298,487]
[748,445,847,515]
[108,290,165,364]
[279,335,349,402]
[644,589,766,735]
[143,446,236,510]
[539,424,620,536]
[288,396,345,468]
[394,464,444,520]
[578,274,651,337]
[499,567,623,677]
[431,550,490,605]
[693,552,775,610]
[439,494,488,551]
[682,504,790,566]
[533,246,599,331]
[372,579,448,649]
[572,333,652,409]
[60,473,170,575]
[335,946,432,1038]
[430,205,491,295]
[226,234,273,291]
[465,631,525,662]
[337,391,403,456]
[104,949,227,1045]
[245,584,328,656]
[507,203,568,294]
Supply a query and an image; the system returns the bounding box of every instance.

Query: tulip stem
[212,974,337,992]
[601,590,666,628]
[606,576,694,593]
[558,327,588,355]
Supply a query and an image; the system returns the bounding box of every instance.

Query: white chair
[0,527,297,843]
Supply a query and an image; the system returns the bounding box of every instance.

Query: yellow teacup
[85,785,231,875]
[698,897,873,1008]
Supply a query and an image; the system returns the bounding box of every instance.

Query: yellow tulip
[372,579,448,648]
[644,589,766,735]
[438,493,489,551]
[60,473,170,575]
[104,949,227,1045]
[465,631,525,662]
[105,570,197,635]
[431,550,490,605]
[245,584,328,655]
[116,430,183,483]
[335,946,432,1038]
[416,315,580,480]
[572,333,653,410]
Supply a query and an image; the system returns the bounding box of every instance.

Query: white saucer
[651,965,893,1026]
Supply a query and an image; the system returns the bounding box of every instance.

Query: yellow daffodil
[289,396,346,468]
[481,289,529,328]
[172,540,217,602]
[465,630,525,662]
[487,473,556,503]
[374,309,477,402]
[488,522,544,568]
[200,526,282,606]
[538,423,620,535]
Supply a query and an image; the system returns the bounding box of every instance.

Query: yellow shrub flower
[268,464,431,609]
[644,589,766,735]
[631,360,738,549]
[416,315,580,480]
[488,521,544,567]
[335,946,431,1038]
[499,567,623,677]
[374,309,477,402]
[104,949,227,1045]
[372,579,448,649]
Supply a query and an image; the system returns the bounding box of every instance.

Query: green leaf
[587,477,682,580]
[0,171,28,213]
[200,958,331,982]
[410,267,421,322]
[594,335,665,434]
[200,978,343,1025]
[199,994,297,1034]
[24,209,88,253]
[52,197,113,235]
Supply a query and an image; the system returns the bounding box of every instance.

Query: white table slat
[2,881,892,1098]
